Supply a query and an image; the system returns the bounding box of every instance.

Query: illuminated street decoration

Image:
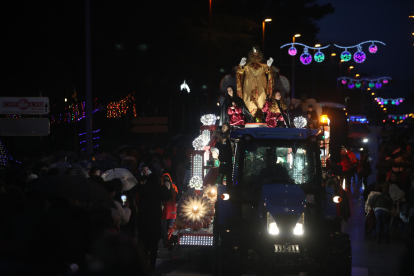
[107,93,137,118]
[200,114,217,126]
[314,51,325,63]
[280,43,330,65]
[189,176,203,189]
[0,139,21,167]
[288,47,297,56]
[334,40,385,63]
[293,116,307,128]
[177,194,214,229]
[337,77,391,89]
[375,97,404,105]
[341,50,352,62]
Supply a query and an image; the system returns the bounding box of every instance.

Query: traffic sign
[0,97,50,114]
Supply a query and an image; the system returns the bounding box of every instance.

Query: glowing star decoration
[369,44,378,53]
[342,80,347,85]
[293,116,307,128]
[375,82,382,89]
[177,194,214,229]
[181,80,190,93]
[288,47,297,56]
[314,51,325,63]
[200,114,217,126]
[202,184,218,203]
[369,82,375,88]
[189,176,203,189]
[300,49,312,65]
[341,50,352,62]
[383,79,388,84]
[355,82,361,88]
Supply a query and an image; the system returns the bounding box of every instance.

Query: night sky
[316,0,414,113]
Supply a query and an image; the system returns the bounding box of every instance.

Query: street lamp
[291,34,301,99]
[315,44,321,47]
[355,74,360,77]
[331,53,336,56]
[349,66,354,69]
[262,18,272,54]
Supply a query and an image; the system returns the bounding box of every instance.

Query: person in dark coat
[219,86,254,125]
[371,187,393,243]
[133,171,171,273]
[215,123,233,185]
[358,151,372,189]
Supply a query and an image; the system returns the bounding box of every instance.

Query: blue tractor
[213,127,351,275]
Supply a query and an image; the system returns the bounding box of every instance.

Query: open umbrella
[77,159,99,171]
[101,168,137,192]
[49,162,71,174]
[94,159,118,172]
[70,163,89,178]
[28,175,115,209]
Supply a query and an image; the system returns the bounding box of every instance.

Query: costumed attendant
[237,46,274,120]
[161,173,178,247]
[220,86,253,125]
[262,91,288,128]
[228,102,246,127]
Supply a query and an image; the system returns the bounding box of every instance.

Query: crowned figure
[237,46,274,120]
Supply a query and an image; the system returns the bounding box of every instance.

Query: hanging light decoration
[375,81,382,89]
[280,43,330,65]
[288,46,297,56]
[353,45,366,63]
[300,47,312,65]
[341,50,352,62]
[334,40,385,63]
[355,82,361,88]
[383,79,389,84]
[348,82,355,89]
[369,43,378,54]
[342,79,347,84]
[369,82,375,88]
[338,77,391,89]
[314,50,325,63]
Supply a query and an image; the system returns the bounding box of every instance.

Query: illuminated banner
[0,97,50,114]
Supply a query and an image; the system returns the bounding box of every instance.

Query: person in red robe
[262,91,288,127]
[227,102,246,126]
[161,173,178,247]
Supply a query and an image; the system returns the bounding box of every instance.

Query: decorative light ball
[384,100,388,105]
[288,47,297,56]
[314,52,325,63]
[399,99,403,102]
[369,82,375,88]
[353,51,366,63]
[380,102,384,105]
[375,82,382,89]
[383,79,389,84]
[376,99,380,102]
[341,80,347,85]
[340,51,352,62]
[348,83,355,89]
[391,101,395,105]
[293,116,307,128]
[192,135,209,150]
[200,114,217,125]
[202,184,218,203]
[300,53,312,65]
[355,82,361,88]
[369,45,378,54]
[395,101,399,106]
[176,194,214,229]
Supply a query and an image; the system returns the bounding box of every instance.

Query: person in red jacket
[340,146,357,189]
[161,173,178,246]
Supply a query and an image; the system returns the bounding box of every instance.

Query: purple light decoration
[396,101,399,105]
[300,53,312,65]
[380,102,384,105]
[375,82,382,89]
[383,79,388,84]
[288,47,297,56]
[348,83,355,89]
[342,79,347,84]
[369,45,377,54]
[389,115,392,118]
[353,51,366,63]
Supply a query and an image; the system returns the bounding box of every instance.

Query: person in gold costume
[237,46,274,120]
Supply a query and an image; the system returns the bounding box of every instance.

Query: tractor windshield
[235,139,321,194]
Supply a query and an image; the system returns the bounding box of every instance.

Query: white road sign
[0,97,50,114]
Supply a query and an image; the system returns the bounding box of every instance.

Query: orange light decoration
[107,93,137,118]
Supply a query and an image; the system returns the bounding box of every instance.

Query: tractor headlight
[293,213,305,235]
[267,212,279,235]
[363,138,368,143]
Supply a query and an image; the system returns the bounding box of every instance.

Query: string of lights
[280,43,330,65]
[375,97,404,105]
[107,93,137,118]
[338,76,392,89]
[79,129,100,136]
[0,139,21,168]
[51,98,98,124]
[334,40,385,63]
